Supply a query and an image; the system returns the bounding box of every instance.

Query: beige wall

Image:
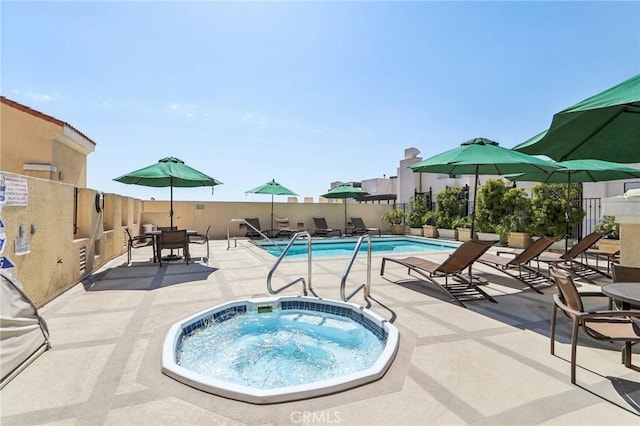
[140,200,393,239]
[1,171,395,307]
[1,101,90,187]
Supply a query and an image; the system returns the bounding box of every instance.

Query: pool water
[257,236,459,258]
[176,309,384,390]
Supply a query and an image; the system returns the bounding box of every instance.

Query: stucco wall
[1,102,61,177]
[140,200,393,239]
[1,101,90,187]
[1,171,396,307]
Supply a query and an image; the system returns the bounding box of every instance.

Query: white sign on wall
[4,176,28,207]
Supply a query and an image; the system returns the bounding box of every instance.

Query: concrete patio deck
[1,239,638,425]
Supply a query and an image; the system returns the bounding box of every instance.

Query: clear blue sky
[2,1,639,202]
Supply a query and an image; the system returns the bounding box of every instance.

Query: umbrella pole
[344,202,348,235]
[470,166,479,238]
[170,181,174,229]
[565,174,572,252]
[271,194,274,237]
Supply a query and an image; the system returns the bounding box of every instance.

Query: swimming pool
[256,236,460,258]
[162,296,399,404]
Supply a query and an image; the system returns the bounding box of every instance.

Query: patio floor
[1,239,639,425]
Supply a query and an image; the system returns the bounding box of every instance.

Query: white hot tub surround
[161,296,399,404]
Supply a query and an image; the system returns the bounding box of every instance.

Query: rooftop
[1,240,638,425]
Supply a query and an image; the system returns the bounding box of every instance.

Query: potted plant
[593,215,620,253]
[434,187,466,240]
[421,210,439,238]
[494,187,533,248]
[382,208,407,235]
[454,216,473,241]
[475,179,508,241]
[407,194,429,236]
[528,183,585,248]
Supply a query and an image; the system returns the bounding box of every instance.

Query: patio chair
[274,217,297,238]
[312,217,342,237]
[536,231,611,280]
[126,228,154,265]
[189,225,210,263]
[158,229,189,266]
[612,264,640,309]
[244,218,263,239]
[478,236,562,293]
[549,266,640,384]
[380,239,498,307]
[351,217,381,236]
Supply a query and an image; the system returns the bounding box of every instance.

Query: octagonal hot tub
[162,296,399,404]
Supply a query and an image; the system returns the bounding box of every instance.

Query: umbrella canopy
[513,73,640,163]
[410,138,560,236]
[245,179,298,233]
[505,159,640,250]
[114,157,222,228]
[321,184,369,234]
[505,159,640,184]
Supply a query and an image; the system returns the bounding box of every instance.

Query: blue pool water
[256,236,459,258]
[176,309,385,390]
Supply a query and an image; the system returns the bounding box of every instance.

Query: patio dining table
[601,282,640,367]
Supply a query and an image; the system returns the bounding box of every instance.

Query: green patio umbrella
[321,184,369,234]
[513,73,640,163]
[410,138,560,236]
[114,157,223,229]
[505,159,640,250]
[245,179,298,234]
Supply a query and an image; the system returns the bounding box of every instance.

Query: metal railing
[340,234,372,302]
[267,231,312,296]
[226,218,280,250]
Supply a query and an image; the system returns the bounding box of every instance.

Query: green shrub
[408,194,429,228]
[434,187,467,229]
[381,208,406,225]
[475,179,509,233]
[528,183,584,237]
[594,216,619,239]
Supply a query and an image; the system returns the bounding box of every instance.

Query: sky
[2,1,639,202]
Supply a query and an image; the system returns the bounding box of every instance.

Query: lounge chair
[478,236,562,293]
[158,229,189,266]
[351,217,381,236]
[274,217,297,238]
[585,247,620,275]
[536,231,611,280]
[189,225,210,263]
[312,217,342,237]
[549,267,640,384]
[380,239,497,307]
[126,228,154,265]
[244,218,263,239]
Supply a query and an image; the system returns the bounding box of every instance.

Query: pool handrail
[226,218,282,251]
[267,230,312,296]
[340,234,372,302]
